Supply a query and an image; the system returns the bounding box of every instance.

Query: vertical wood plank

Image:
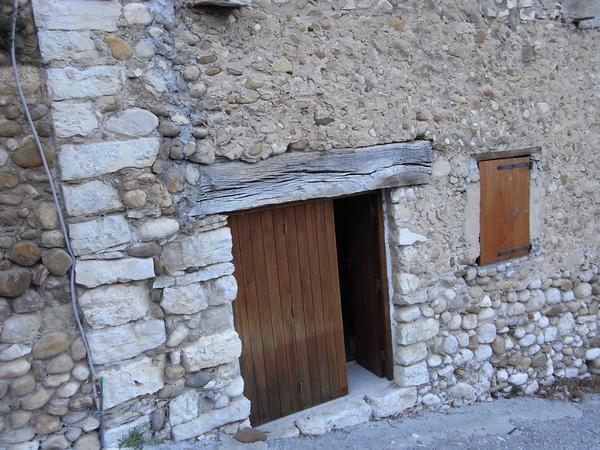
[294,203,322,405]
[230,217,260,421]
[234,214,271,424]
[260,210,294,417]
[283,206,314,409]
[314,200,342,397]
[272,208,303,413]
[248,212,282,422]
[304,202,332,401]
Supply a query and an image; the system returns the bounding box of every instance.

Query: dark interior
[333,191,393,379]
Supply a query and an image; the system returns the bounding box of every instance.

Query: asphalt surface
[147,394,600,449]
[268,395,600,450]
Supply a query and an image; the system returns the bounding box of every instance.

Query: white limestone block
[76,258,154,288]
[162,227,232,273]
[59,138,160,181]
[62,180,121,217]
[87,319,166,365]
[365,386,417,419]
[38,30,97,63]
[69,215,131,256]
[169,390,200,427]
[172,397,250,441]
[395,342,427,366]
[181,329,241,371]
[32,0,121,31]
[52,101,98,138]
[396,318,439,345]
[160,283,209,315]
[47,66,124,101]
[105,108,159,137]
[394,361,429,387]
[100,357,164,409]
[79,284,151,328]
[295,397,372,436]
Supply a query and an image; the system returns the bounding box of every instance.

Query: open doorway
[230,192,393,426]
[333,191,394,381]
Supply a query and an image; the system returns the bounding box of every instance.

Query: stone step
[259,384,417,439]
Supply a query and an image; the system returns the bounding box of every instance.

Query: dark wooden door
[334,192,393,379]
[230,200,348,426]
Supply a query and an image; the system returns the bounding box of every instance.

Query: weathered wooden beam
[181,0,251,7]
[187,141,432,217]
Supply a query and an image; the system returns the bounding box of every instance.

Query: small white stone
[396,273,421,295]
[185,165,201,186]
[449,382,475,400]
[395,306,421,322]
[137,218,180,242]
[475,345,492,361]
[585,348,600,360]
[397,228,427,246]
[421,393,441,406]
[476,323,496,344]
[123,3,153,26]
[509,372,528,386]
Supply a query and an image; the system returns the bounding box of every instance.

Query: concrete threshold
[258,362,417,440]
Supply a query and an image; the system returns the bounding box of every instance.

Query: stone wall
[0,0,599,448]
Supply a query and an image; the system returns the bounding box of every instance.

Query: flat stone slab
[295,397,372,436]
[365,385,417,419]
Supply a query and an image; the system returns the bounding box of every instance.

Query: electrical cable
[9,1,105,447]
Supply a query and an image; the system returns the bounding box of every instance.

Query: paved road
[148,394,600,449]
[268,395,600,450]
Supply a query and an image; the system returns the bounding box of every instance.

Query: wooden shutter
[230,200,348,426]
[479,156,530,265]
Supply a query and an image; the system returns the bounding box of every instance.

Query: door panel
[231,199,348,426]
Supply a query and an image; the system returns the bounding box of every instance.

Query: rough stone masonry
[0,0,599,448]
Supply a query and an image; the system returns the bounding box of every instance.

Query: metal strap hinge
[497,243,531,257]
[497,161,532,171]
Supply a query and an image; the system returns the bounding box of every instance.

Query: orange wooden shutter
[479,156,530,265]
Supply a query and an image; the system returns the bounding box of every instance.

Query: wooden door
[230,200,348,426]
[334,192,393,379]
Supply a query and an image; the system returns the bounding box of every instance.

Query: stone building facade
[0,0,599,448]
